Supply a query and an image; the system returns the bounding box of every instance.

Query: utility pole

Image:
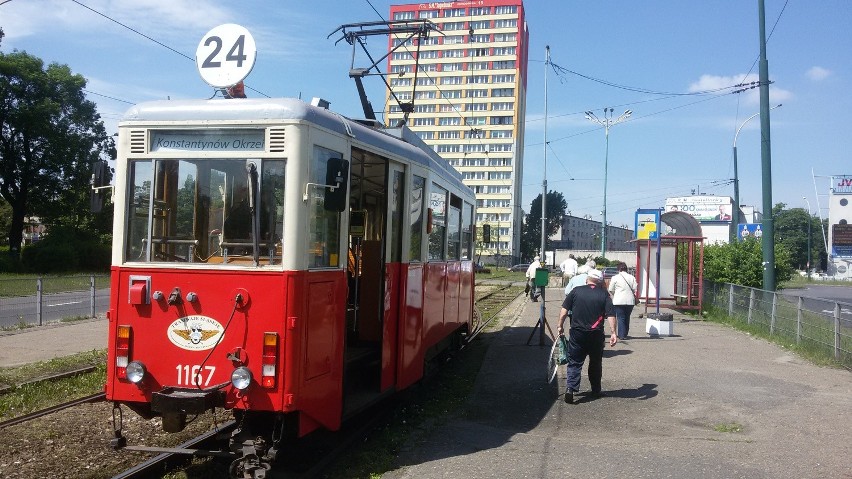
[758,0,776,291]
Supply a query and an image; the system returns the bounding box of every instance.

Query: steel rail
[111,420,238,479]
[0,392,106,429]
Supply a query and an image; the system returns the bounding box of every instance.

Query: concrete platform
[384,287,852,479]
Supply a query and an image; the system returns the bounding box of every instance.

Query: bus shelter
[635,211,704,313]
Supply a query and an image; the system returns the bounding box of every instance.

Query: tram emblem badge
[167,315,225,351]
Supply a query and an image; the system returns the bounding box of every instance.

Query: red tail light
[115,325,132,380]
[261,332,278,388]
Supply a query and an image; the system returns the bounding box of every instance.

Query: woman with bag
[607,262,638,340]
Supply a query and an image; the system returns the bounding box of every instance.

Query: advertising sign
[665,196,733,223]
[635,209,660,240]
[832,224,852,258]
[737,223,763,241]
[832,175,852,194]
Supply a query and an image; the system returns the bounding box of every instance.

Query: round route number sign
[196,24,257,88]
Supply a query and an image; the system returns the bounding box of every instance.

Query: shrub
[21,226,110,273]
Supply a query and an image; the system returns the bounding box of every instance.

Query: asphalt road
[0,289,110,328]
[779,284,852,320]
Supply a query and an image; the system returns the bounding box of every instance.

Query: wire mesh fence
[705,281,852,368]
[0,275,110,329]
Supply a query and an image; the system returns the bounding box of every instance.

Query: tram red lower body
[105,261,473,436]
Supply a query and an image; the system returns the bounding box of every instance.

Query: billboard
[832,175,852,194]
[665,196,733,223]
[832,224,852,258]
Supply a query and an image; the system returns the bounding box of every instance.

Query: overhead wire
[69,0,270,98]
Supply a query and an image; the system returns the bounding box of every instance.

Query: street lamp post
[732,104,782,242]
[803,196,812,280]
[585,108,631,258]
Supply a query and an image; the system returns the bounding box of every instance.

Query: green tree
[773,203,826,272]
[703,237,794,288]
[520,190,567,260]
[0,50,114,255]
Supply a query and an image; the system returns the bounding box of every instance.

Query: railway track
[468,282,524,342]
[0,391,105,430]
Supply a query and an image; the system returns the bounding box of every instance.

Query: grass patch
[700,305,847,369]
[475,269,527,282]
[0,349,107,420]
[712,422,743,433]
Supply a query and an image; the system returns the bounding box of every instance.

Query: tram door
[343,147,391,414]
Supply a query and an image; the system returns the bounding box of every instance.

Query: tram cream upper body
[113,97,473,271]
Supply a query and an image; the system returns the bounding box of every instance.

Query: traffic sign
[196,24,257,88]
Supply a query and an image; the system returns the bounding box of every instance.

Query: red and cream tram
[105,97,476,475]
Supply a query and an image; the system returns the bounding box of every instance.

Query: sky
[3,0,851,230]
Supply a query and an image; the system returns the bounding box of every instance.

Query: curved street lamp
[585,108,631,257]
[732,103,782,241]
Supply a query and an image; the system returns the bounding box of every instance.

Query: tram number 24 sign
[195,24,257,89]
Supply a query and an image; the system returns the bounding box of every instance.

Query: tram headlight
[126,361,146,384]
[231,367,253,390]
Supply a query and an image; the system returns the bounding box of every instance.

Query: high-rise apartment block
[386,1,529,265]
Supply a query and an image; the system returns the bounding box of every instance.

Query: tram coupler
[230,438,272,479]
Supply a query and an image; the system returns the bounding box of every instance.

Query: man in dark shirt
[557,268,617,404]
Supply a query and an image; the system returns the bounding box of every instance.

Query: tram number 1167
[176,365,216,387]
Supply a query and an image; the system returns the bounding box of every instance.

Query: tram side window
[409,175,426,262]
[447,194,462,260]
[462,201,473,260]
[428,184,447,261]
[307,146,342,268]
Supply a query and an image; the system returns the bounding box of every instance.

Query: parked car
[508,263,530,272]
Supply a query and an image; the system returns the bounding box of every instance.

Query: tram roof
[121,98,472,198]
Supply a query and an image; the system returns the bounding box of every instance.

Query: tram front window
[125,158,284,265]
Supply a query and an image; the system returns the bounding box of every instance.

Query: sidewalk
[385,287,852,479]
[0,318,107,367]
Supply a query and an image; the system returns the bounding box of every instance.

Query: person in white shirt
[559,254,578,287]
[607,262,639,339]
[526,256,542,302]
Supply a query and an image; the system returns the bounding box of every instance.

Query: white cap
[587,269,603,281]
[534,255,540,260]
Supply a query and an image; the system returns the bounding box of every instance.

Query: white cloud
[689,73,792,106]
[806,66,831,81]
[2,0,234,42]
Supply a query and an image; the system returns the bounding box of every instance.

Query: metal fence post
[747,288,754,325]
[36,277,43,326]
[796,296,802,345]
[728,283,734,317]
[90,274,96,318]
[835,302,841,360]
[770,292,777,335]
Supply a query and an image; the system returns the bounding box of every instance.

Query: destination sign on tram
[150,130,265,152]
